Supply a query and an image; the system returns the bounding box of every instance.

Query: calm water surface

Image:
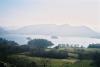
[0,34,100,47]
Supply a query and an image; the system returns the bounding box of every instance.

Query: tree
[92,52,100,67]
[0,38,19,61]
[28,39,54,49]
[88,44,100,48]
[0,38,18,46]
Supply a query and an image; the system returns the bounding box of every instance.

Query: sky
[0,0,100,32]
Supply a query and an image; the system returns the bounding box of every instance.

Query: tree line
[0,38,100,67]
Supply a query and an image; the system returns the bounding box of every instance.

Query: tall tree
[28,39,54,49]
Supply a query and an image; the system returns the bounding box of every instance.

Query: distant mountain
[10,24,100,38]
[0,27,8,34]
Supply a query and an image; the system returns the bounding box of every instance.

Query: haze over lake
[1,34,100,47]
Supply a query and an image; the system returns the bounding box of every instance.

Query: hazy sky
[0,0,100,32]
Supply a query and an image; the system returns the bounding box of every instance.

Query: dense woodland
[0,38,100,67]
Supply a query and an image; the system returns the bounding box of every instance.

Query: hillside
[10,24,100,38]
[0,27,8,34]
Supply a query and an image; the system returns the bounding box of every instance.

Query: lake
[0,34,100,47]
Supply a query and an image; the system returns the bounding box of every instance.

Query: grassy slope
[8,55,93,67]
[6,48,100,67]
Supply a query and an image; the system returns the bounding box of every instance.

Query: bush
[30,49,68,59]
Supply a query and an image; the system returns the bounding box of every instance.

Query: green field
[6,54,93,67]
[3,48,99,67]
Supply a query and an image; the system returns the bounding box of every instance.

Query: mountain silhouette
[0,27,8,34]
[10,24,100,38]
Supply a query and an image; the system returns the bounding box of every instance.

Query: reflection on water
[0,34,100,47]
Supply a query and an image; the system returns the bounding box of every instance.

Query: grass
[7,55,93,67]
[6,48,99,67]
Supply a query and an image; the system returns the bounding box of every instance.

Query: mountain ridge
[0,27,8,34]
[9,24,100,38]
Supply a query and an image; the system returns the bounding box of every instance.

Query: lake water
[0,34,100,47]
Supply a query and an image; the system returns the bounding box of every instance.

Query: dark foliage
[28,39,54,48]
[88,44,100,48]
[0,38,19,60]
[0,38,29,61]
[77,49,95,60]
[92,52,100,67]
[30,49,68,59]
